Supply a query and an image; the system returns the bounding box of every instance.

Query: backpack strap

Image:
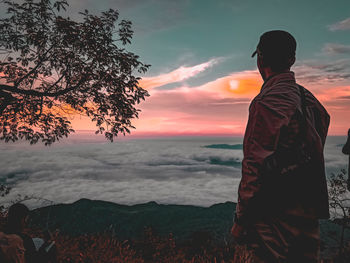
[297,84,308,139]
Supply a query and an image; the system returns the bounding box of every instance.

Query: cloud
[324,137,349,175]
[337,96,350,100]
[297,80,350,136]
[0,137,243,207]
[131,69,261,135]
[137,60,350,136]
[314,86,350,102]
[139,58,221,90]
[0,135,347,209]
[323,43,350,55]
[144,68,261,96]
[194,70,262,98]
[292,59,350,135]
[294,59,350,87]
[127,57,350,137]
[328,17,350,31]
[69,59,350,136]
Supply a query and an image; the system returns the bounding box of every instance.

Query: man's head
[252,30,297,80]
[7,203,30,232]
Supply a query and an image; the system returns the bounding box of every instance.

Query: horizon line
[72,130,347,137]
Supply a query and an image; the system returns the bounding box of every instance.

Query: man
[3,203,57,263]
[3,203,37,263]
[231,30,330,262]
[0,231,25,263]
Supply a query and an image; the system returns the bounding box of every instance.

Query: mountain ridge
[29,198,349,257]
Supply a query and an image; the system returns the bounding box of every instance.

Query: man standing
[231,30,330,262]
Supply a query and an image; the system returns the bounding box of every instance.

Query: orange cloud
[313,85,350,102]
[70,64,349,137]
[196,70,262,98]
[127,70,263,136]
[70,69,262,136]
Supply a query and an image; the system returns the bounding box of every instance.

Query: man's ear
[21,216,28,226]
[258,54,266,68]
[288,56,296,67]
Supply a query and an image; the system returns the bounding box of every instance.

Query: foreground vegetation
[1,214,349,263]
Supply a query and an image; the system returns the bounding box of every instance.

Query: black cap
[252,30,296,59]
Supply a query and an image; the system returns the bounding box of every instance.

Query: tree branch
[0,75,88,97]
[46,71,67,92]
[0,89,15,114]
[14,44,56,86]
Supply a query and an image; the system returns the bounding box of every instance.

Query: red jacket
[235,71,330,224]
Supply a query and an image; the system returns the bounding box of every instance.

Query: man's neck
[261,68,290,82]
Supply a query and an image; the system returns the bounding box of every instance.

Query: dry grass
[1,213,349,262]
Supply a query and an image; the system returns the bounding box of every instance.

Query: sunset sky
[66,0,350,136]
[1,0,350,207]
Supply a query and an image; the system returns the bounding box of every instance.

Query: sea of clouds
[0,135,347,208]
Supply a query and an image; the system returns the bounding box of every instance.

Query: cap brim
[251,50,257,58]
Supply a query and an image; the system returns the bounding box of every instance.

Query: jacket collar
[260,71,296,92]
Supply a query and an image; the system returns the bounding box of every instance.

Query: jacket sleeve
[235,91,297,225]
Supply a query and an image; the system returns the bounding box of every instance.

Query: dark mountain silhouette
[29,199,349,257]
[203,144,243,150]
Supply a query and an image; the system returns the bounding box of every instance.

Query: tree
[328,169,350,261]
[0,183,11,226]
[0,0,150,145]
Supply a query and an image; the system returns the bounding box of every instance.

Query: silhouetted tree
[342,128,350,190]
[0,183,11,215]
[0,0,150,145]
[328,169,350,261]
[0,183,11,198]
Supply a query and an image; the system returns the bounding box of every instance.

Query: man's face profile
[256,50,267,80]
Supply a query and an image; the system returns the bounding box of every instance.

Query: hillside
[30,199,234,241]
[30,199,349,257]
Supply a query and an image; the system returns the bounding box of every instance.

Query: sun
[224,76,262,96]
[229,80,239,91]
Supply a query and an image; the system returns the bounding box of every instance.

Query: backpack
[0,232,25,263]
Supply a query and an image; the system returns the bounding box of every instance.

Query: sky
[3,0,350,136]
[1,0,350,206]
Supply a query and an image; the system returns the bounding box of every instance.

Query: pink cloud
[135,65,350,136]
[70,62,350,137]
[294,59,350,88]
[314,85,350,102]
[310,85,350,135]
[328,17,350,31]
[132,70,262,135]
[139,58,220,90]
[292,59,350,134]
[323,43,350,55]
